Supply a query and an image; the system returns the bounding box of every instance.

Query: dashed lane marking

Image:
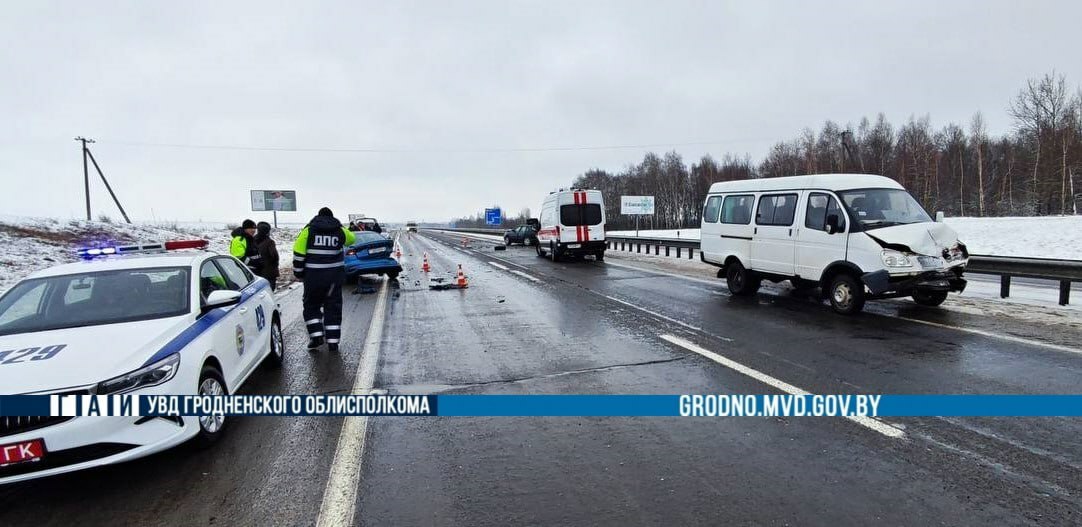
[660,334,905,439]
[510,270,541,282]
[488,261,510,271]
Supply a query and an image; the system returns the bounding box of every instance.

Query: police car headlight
[881,250,913,268]
[97,353,180,394]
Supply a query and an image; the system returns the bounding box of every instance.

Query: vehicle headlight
[97,353,180,394]
[881,250,913,268]
[917,255,945,269]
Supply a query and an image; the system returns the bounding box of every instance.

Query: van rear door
[750,193,800,275]
[559,191,604,245]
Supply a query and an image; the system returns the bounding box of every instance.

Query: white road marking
[660,334,906,439]
[602,259,720,286]
[316,279,390,527]
[602,293,710,335]
[895,316,1082,355]
[488,261,510,271]
[611,258,1081,356]
[511,270,541,282]
[485,253,531,270]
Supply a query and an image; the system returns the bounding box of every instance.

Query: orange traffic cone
[422,253,431,273]
[395,246,402,258]
[461,237,469,248]
[456,264,468,288]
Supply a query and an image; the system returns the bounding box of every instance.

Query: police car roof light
[164,240,209,250]
[76,239,208,259]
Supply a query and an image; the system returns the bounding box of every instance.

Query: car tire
[912,290,948,307]
[726,261,760,296]
[504,236,512,246]
[524,237,534,246]
[262,318,284,369]
[550,242,561,262]
[829,274,866,315]
[595,251,605,261]
[193,363,228,448]
[387,270,400,280]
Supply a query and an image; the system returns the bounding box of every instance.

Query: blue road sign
[485,208,502,226]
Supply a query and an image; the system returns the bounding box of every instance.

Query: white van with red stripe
[536,189,607,261]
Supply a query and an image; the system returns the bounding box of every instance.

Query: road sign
[251,190,297,212]
[485,208,502,226]
[621,196,655,215]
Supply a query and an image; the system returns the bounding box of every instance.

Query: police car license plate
[369,247,387,254]
[0,438,44,466]
[567,244,581,249]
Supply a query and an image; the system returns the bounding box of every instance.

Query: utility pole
[75,137,93,220]
[75,136,132,223]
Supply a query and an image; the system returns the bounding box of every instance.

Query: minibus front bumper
[862,268,967,298]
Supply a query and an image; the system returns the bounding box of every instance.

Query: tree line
[453,72,1081,231]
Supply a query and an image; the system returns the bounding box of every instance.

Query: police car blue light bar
[77,239,208,258]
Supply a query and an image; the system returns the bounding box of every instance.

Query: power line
[96,138,766,154]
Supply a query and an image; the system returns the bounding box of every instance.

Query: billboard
[620,196,655,215]
[251,190,297,212]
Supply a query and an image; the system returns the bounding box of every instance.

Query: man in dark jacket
[254,221,279,291]
[230,219,263,274]
[293,207,356,351]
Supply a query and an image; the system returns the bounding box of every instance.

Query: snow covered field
[0,216,300,294]
[609,215,1082,260]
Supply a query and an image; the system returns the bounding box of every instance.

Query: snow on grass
[609,216,1082,260]
[0,216,300,294]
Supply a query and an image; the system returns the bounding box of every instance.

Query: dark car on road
[503,224,538,246]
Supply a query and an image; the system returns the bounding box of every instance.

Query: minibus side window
[756,193,798,226]
[703,196,723,223]
[720,194,753,224]
[805,193,847,232]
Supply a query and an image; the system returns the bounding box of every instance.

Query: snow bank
[0,216,300,294]
[609,216,1082,260]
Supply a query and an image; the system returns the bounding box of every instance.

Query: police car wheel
[263,318,284,368]
[194,364,228,447]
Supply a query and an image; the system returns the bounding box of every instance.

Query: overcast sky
[3,1,1080,225]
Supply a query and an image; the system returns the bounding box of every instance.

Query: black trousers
[302,269,344,344]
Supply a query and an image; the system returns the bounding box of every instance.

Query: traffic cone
[395,246,402,258]
[422,253,431,273]
[456,264,468,288]
[461,236,469,248]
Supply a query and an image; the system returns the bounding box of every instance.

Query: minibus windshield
[838,188,932,229]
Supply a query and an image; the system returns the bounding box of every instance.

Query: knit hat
[318,207,334,217]
[242,219,257,229]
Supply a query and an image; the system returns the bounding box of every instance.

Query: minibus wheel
[726,261,760,296]
[828,274,865,315]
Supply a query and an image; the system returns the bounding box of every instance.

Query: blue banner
[2,394,1081,417]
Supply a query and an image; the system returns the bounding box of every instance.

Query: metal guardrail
[437,229,1082,305]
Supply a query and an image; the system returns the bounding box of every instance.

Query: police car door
[214,257,268,383]
[199,260,247,389]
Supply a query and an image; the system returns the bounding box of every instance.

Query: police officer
[293,207,355,351]
[230,219,263,274]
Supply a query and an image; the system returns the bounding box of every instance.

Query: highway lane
[386,229,1082,525]
[0,281,381,527]
[1,229,1079,526]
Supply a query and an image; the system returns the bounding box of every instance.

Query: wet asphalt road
[2,230,1081,526]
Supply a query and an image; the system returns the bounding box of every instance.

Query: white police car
[0,240,284,484]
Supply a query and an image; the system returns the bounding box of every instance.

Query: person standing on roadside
[230,219,263,274]
[293,207,355,352]
[254,221,279,291]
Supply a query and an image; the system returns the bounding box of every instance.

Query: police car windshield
[838,188,932,229]
[0,267,191,336]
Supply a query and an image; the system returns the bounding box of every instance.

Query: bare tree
[970,112,987,216]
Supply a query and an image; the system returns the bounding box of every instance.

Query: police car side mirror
[203,290,242,312]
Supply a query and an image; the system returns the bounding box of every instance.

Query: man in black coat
[254,221,279,291]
